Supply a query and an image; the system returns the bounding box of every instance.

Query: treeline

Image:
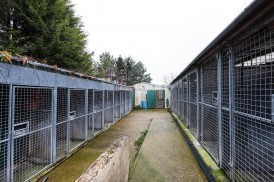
[0,0,151,85]
[94,52,152,85]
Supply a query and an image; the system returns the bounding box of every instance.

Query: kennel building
[0,59,132,182]
[171,1,274,181]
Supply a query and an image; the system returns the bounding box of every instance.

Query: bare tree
[162,72,177,86]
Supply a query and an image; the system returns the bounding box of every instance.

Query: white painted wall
[133,82,171,108]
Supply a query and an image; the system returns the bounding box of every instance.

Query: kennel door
[11,86,53,182]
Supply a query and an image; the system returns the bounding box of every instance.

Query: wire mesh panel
[232,12,274,181]
[176,83,179,114]
[121,91,125,117]
[13,87,52,182]
[94,91,103,134]
[69,90,85,151]
[127,91,130,113]
[0,84,9,182]
[87,89,93,139]
[183,78,188,124]
[104,91,113,127]
[197,69,202,141]
[124,91,128,114]
[189,71,198,138]
[56,88,68,160]
[179,80,184,120]
[201,56,219,160]
[114,91,121,121]
[129,91,132,111]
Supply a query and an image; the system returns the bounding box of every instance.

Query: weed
[135,130,148,146]
[133,105,142,110]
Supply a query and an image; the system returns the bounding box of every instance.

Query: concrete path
[39,109,206,182]
[129,110,206,182]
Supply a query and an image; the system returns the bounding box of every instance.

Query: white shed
[133,82,170,108]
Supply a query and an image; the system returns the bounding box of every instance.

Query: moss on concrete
[36,110,156,182]
[172,113,229,182]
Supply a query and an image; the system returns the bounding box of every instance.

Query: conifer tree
[0,0,93,74]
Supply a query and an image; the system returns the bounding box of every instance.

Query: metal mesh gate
[114,91,121,121]
[189,71,198,138]
[13,87,52,182]
[56,88,68,160]
[231,12,274,181]
[0,84,10,182]
[201,57,219,160]
[69,90,85,151]
[104,91,114,127]
[94,91,103,134]
[87,89,94,139]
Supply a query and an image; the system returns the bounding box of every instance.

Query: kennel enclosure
[171,1,274,181]
[0,60,132,182]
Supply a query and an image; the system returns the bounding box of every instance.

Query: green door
[147,90,156,109]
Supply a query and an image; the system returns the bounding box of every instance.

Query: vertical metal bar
[7,84,12,182]
[188,75,191,127]
[67,89,70,153]
[217,51,222,166]
[102,91,105,128]
[196,70,200,139]
[85,89,88,140]
[51,87,57,164]
[228,45,234,179]
[182,81,184,118]
[201,67,204,142]
[92,90,95,134]
[112,90,114,122]
[119,91,122,119]
[10,86,15,182]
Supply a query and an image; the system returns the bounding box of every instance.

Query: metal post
[196,70,200,139]
[217,51,222,166]
[228,45,234,179]
[102,91,105,128]
[10,86,15,182]
[188,76,191,127]
[92,90,95,134]
[200,67,204,142]
[67,89,70,153]
[7,84,12,182]
[119,91,122,118]
[181,79,183,121]
[85,89,88,140]
[112,91,114,122]
[51,87,57,163]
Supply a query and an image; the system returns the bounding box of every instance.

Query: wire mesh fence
[0,81,132,182]
[171,7,274,182]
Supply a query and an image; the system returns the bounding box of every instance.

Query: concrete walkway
[129,110,206,182]
[38,109,206,182]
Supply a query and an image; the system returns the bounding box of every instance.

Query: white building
[133,82,170,108]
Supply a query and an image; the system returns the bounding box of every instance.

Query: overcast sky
[71,0,254,85]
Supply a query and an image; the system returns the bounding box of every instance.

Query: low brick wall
[76,136,129,182]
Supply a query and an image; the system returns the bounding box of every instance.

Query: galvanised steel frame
[171,2,274,181]
[0,62,132,182]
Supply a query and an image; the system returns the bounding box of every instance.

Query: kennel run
[171,1,274,181]
[0,60,132,182]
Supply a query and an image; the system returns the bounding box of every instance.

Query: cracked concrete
[129,110,206,182]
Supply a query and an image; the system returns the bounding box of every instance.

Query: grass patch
[135,130,148,146]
